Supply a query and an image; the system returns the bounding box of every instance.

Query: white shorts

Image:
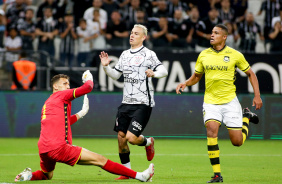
[203,97,243,129]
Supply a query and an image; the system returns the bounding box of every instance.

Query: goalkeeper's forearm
[74,80,93,98]
[103,65,122,80]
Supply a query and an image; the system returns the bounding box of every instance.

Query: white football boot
[141,163,154,182]
[15,168,32,182]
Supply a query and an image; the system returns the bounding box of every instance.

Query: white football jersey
[114,46,162,107]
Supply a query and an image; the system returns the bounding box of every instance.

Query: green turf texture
[0,138,281,184]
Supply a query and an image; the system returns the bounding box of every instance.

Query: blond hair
[134,24,148,36]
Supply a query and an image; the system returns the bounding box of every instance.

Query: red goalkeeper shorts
[40,144,82,173]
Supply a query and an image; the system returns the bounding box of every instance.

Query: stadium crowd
[0,0,281,68]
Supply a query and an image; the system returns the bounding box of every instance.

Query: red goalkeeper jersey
[38,81,93,154]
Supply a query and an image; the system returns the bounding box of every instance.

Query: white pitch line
[0,153,281,157]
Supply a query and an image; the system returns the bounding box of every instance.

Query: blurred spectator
[151,16,170,48]
[271,7,282,29]
[167,0,189,18]
[11,51,37,90]
[186,6,200,50]
[59,13,77,67]
[35,7,59,64]
[218,0,236,24]
[210,0,221,9]
[116,0,130,8]
[102,0,120,21]
[76,18,93,67]
[72,0,92,26]
[0,9,6,49]
[129,8,149,29]
[83,0,107,30]
[231,0,248,23]
[139,0,153,17]
[167,9,194,49]
[105,10,129,48]
[2,0,31,11]
[123,0,141,28]
[257,0,281,41]
[5,28,22,64]
[238,12,264,53]
[225,21,239,48]
[196,7,222,51]
[5,28,22,87]
[36,0,63,22]
[17,8,36,51]
[268,19,282,53]
[192,0,212,20]
[5,0,27,29]
[87,8,106,49]
[151,0,170,18]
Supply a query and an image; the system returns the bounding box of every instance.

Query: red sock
[102,160,137,178]
[30,170,48,180]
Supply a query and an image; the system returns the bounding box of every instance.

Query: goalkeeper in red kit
[14,70,154,182]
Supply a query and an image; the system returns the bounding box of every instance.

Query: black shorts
[114,104,152,137]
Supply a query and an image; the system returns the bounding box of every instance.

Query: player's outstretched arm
[99,51,111,66]
[75,95,89,120]
[100,51,122,80]
[176,72,202,94]
[245,68,263,110]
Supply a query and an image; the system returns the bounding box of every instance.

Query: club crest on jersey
[223,56,230,63]
[133,56,144,65]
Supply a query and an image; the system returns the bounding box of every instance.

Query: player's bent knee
[231,139,243,147]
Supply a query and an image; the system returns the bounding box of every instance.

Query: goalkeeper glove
[76,95,89,118]
[82,70,93,83]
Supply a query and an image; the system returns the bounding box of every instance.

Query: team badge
[223,56,230,63]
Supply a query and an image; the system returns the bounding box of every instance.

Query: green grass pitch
[0,138,281,184]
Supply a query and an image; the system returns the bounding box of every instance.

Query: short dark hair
[215,24,228,35]
[51,74,69,90]
[20,51,27,58]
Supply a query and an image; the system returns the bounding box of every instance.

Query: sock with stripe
[138,135,149,146]
[102,160,137,179]
[207,137,221,176]
[30,170,48,180]
[242,117,250,144]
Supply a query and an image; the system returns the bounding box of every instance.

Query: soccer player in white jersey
[100,24,168,180]
[176,24,263,183]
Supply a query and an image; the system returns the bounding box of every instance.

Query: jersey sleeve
[61,80,93,101]
[114,51,124,72]
[195,52,204,74]
[236,52,250,72]
[150,51,162,71]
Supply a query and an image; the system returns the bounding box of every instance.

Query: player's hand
[99,51,112,66]
[145,69,154,77]
[82,70,93,83]
[77,95,89,118]
[176,82,186,94]
[253,96,263,110]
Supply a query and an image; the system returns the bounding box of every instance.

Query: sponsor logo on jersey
[134,56,144,65]
[205,65,228,71]
[132,121,142,130]
[223,56,230,63]
[124,77,139,84]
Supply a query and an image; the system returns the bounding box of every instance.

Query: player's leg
[114,104,132,179]
[203,102,223,183]
[242,107,259,143]
[126,105,155,161]
[15,153,55,181]
[116,131,131,180]
[78,148,154,182]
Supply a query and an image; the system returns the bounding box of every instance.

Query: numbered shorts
[114,104,152,137]
[39,144,82,173]
[203,97,243,129]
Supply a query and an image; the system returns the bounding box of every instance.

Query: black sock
[119,152,130,164]
[138,137,147,146]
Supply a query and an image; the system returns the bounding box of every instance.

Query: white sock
[146,138,151,146]
[135,172,145,182]
[123,162,131,169]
